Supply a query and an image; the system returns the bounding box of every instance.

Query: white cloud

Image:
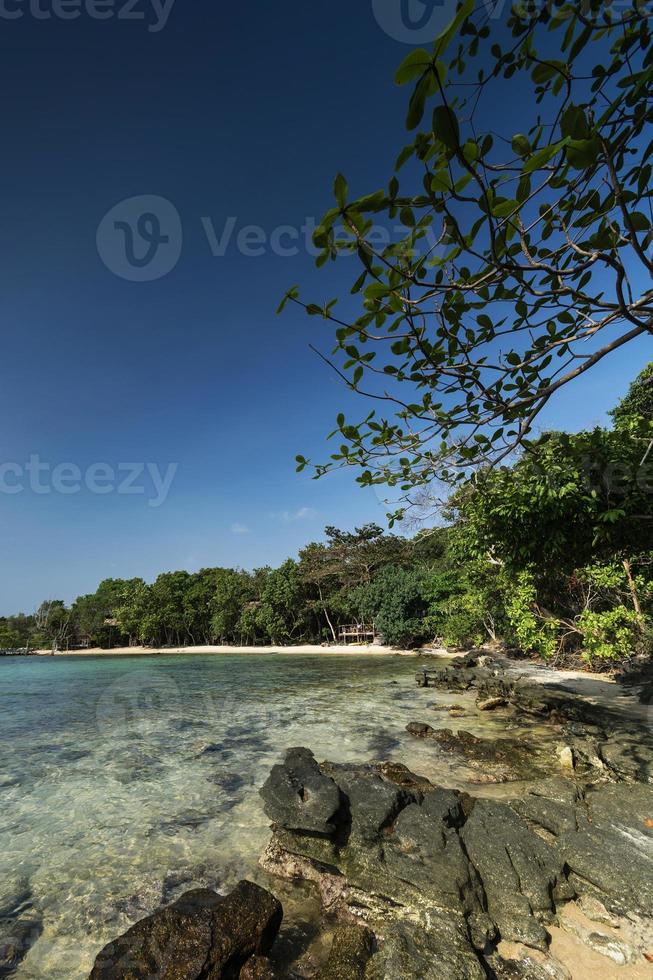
[274,507,318,524]
[230,522,251,535]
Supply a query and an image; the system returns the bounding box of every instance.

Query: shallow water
[0,653,550,978]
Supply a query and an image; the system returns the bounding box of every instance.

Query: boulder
[89,881,282,980]
[259,748,341,835]
[324,767,415,843]
[405,722,434,738]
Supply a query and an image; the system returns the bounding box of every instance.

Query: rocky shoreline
[5,652,650,979]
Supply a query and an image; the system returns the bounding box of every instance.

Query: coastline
[36,642,419,657]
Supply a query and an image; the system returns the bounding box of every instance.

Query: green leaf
[511,133,531,158]
[433,0,475,58]
[566,137,600,170]
[492,199,518,218]
[334,173,348,208]
[395,48,432,86]
[628,211,650,232]
[431,170,452,192]
[462,140,479,163]
[276,286,298,315]
[406,74,432,131]
[523,139,567,174]
[432,105,460,150]
[532,60,566,85]
[561,105,590,140]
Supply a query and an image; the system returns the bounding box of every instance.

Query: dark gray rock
[558,822,653,917]
[461,801,570,951]
[89,881,282,980]
[509,781,653,919]
[326,767,415,843]
[487,951,571,979]
[598,737,653,783]
[260,748,341,835]
[405,722,435,738]
[383,799,484,917]
[366,916,485,980]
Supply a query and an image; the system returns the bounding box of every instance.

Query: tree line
[1,368,651,665]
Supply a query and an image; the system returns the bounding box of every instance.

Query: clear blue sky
[0,1,650,613]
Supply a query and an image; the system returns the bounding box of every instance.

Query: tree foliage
[282,0,653,516]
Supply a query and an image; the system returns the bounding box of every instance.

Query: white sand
[38,643,413,657]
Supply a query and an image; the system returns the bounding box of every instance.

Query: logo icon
[96,669,181,743]
[97,195,182,281]
[372,0,456,43]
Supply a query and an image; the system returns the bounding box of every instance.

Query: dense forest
[2,366,651,664]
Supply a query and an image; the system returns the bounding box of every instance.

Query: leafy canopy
[281,0,653,516]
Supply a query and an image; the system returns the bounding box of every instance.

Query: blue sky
[0,1,650,613]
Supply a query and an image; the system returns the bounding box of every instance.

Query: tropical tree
[611,363,653,429]
[281,0,653,517]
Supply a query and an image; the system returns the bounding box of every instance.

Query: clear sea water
[0,653,540,978]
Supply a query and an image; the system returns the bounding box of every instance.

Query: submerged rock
[405,722,434,737]
[0,910,43,979]
[89,880,282,980]
[317,925,374,979]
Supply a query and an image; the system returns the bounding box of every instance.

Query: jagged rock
[556,826,653,916]
[556,746,575,771]
[431,729,541,782]
[416,666,491,692]
[89,881,282,980]
[376,762,432,792]
[260,748,341,835]
[477,696,507,711]
[382,796,485,918]
[317,925,374,979]
[488,949,571,979]
[323,766,415,843]
[511,793,581,837]
[405,722,434,737]
[366,917,486,980]
[461,801,571,951]
[260,741,653,979]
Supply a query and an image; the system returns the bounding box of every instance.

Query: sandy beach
[38,643,416,657]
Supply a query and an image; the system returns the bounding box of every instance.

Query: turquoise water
[0,654,418,977]
[0,653,533,978]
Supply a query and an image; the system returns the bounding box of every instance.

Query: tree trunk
[318,584,337,642]
[623,558,645,631]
